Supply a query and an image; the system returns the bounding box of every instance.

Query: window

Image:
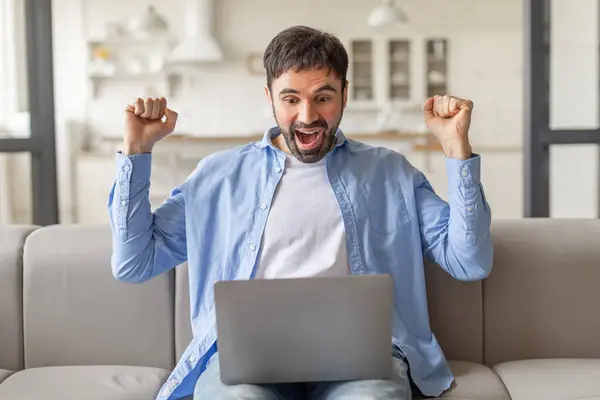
[0,0,29,134]
[0,0,58,225]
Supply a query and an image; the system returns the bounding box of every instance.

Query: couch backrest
[0,226,38,372]
[173,240,487,365]
[483,219,600,366]
[22,225,175,370]
[424,261,484,363]
[0,223,489,371]
[3,219,599,372]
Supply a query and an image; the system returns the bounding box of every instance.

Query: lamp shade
[128,6,169,36]
[368,0,408,27]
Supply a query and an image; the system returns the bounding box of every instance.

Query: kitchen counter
[100,129,425,144]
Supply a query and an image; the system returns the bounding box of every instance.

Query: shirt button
[250,244,257,251]
[275,167,282,173]
[461,169,468,177]
[260,203,268,210]
[121,200,127,206]
[189,354,196,363]
[467,206,473,212]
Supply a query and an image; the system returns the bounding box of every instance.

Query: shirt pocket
[361,180,411,234]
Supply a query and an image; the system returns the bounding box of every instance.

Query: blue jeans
[193,353,411,399]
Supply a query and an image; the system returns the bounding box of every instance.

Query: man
[109,26,492,400]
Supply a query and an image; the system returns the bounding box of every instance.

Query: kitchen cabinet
[346,36,449,110]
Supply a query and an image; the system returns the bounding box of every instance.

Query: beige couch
[0,219,599,399]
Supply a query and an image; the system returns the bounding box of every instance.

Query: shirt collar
[256,126,348,150]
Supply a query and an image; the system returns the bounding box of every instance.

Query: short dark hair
[263,26,349,91]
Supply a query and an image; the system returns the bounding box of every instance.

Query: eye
[283,97,299,104]
[316,96,330,102]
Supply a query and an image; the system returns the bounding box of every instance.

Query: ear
[264,84,273,107]
[342,80,349,109]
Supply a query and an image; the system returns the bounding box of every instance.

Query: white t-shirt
[254,154,350,279]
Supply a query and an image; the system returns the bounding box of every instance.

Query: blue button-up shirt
[108,127,493,399]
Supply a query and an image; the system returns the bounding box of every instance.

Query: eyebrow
[278,84,337,97]
[279,88,300,96]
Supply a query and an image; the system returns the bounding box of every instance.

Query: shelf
[87,34,180,99]
[89,72,167,80]
[88,71,176,98]
[87,35,173,47]
[86,32,176,99]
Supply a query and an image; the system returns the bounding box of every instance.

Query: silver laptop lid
[214,274,394,385]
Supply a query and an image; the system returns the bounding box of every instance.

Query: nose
[298,101,318,125]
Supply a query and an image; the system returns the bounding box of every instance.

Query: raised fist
[123,97,178,155]
[422,94,473,160]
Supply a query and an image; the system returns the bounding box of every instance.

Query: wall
[45,0,526,223]
[51,0,87,223]
[79,0,523,139]
[1,0,30,224]
[35,0,597,222]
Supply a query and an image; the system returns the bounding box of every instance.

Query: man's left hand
[423,95,473,160]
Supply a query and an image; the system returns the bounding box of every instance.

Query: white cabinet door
[347,38,377,109]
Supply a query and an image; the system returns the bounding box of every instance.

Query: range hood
[169,0,224,63]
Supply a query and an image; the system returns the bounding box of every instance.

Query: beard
[273,106,343,164]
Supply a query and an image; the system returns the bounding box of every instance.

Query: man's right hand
[123,97,178,155]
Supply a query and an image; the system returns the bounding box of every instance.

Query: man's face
[265,67,347,163]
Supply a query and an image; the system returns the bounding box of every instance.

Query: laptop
[214,274,394,385]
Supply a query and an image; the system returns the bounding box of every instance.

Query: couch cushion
[0,366,169,399]
[23,225,175,370]
[0,370,13,384]
[414,361,510,399]
[493,359,600,400]
[0,226,38,371]
[484,219,600,366]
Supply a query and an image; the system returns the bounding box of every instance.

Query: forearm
[444,155,493,279]
[440,137,472,161]
[108,152,186,283]
[417,155,493,281]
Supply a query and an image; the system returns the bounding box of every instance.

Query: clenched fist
[123,97,178,155]
[423,95,473,160]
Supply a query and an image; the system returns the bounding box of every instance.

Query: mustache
[292,119,328,130]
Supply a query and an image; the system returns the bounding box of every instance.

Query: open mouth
[294,128,325,151]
